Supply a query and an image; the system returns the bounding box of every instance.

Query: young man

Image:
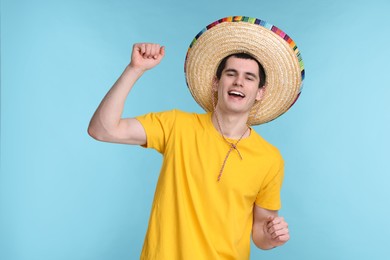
[88,16,304,259]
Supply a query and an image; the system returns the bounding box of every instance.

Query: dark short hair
[215,53,266,88]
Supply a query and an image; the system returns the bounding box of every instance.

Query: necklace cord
[212,87,249,182]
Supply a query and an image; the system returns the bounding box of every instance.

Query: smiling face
[213,56,265,116]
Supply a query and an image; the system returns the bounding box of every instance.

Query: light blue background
[1,0,390,259]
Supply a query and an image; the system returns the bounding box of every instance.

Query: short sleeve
[255,158,284,210]
[135,110,177,154]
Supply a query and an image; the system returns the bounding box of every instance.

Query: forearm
[252,225,276,250]
[88,65,144,138]
[88,43,164,142]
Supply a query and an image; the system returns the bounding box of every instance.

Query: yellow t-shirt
[136,110,284,260]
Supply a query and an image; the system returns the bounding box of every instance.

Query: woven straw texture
[185,16,304,125]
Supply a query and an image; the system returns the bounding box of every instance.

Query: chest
[163,127,273,203]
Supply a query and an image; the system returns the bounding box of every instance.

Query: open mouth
[228,90,245,98]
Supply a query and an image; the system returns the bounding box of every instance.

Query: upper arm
[116,118,147,145]
[89,117,147,145]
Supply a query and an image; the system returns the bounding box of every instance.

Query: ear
[255,87,265,101]
[212,77,219,92]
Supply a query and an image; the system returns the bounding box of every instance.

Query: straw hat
[184,16,305,125]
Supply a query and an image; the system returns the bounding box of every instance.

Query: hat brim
[184,16,305,125]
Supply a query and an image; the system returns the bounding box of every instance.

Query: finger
[267,225,288,234]
[267,216,284,229]
[132,43,141,55]
[144,44,152,58]
[268,222,288,234]
[160,46,165,56]
[267,219,288,235]
[267,219,288,230]
[273,233,290,243]
[266,215,277,231]
[138,43,146,55]
[150,44,159,58]
[270,227,289,239]
[266,215,275,225]
[273,216,284,224]
[142,44,161,59]
[153,46,165,60]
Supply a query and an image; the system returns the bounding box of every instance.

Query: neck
[211,108,250,139]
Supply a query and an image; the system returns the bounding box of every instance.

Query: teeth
[229,91,245,97]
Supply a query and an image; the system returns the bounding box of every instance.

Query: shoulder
[136,109,206,126]
[170,110,210,130]
[250,129,283,161]
[154,109,203,122]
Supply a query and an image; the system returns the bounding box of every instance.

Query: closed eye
[225,72,236,77]
[245,72,258,81]
[224,69,237,77]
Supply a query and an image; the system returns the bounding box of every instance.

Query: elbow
[253,240,273,250]
[87,125,99,140]
[87,123,105,142]
[87,122,121,143]
[252,236,263,250]
[252,233,275,250]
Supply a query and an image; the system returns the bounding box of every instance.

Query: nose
[233,75,244,87]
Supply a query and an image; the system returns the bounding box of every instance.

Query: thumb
[267,215,275,222]
[153,46,165,61]
[160,46,165,56]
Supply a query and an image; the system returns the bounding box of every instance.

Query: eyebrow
[224,68,258,79]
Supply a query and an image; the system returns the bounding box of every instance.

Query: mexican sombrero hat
[184,16,305,125]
